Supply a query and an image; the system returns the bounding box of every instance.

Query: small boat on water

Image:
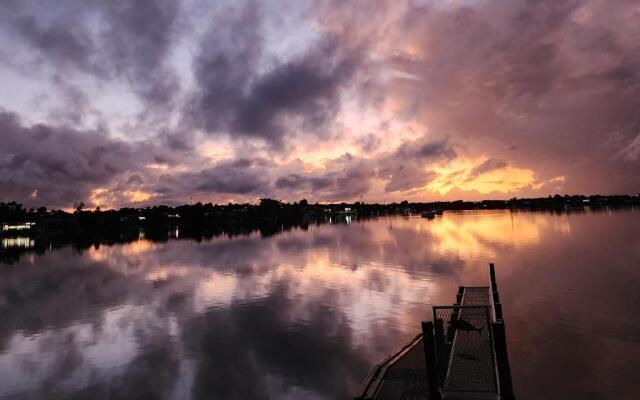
[421,211,436,219]
[354,264,514,400]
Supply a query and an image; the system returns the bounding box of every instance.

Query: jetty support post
[489,263,502,320]
[493,320,515,400]
[456,286,464,304]
[489,263,514,399]
[422,321,441,400]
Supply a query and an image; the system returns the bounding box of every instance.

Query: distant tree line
[1,194,639,264]
[1,194,639,235]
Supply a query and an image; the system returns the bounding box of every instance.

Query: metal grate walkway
[437,287,498,399]
[460,287,490,306]
[355,264,514,400]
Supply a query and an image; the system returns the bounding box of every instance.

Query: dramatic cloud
[377,138,457,193]
[99,0,181,110]
[0,0,181,113]
[290,155,375,201]
[467,159,509,181]
[1,0,639,207]
[0,110,175,208]
[186,2,361,148]
[190,159,271,195]
[374,0,640,192]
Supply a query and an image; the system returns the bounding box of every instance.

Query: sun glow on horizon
[425,158,553,196]
[125,191,153,203]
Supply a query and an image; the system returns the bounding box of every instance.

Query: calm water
[1,210,639,399]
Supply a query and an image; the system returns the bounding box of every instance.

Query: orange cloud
[426,158,550,195]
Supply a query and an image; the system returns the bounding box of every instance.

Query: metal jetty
[355,264,514,400]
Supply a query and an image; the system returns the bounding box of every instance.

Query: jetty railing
[421,263,515,400]
[355,263,514,399]
[489,263,514,400]
[434,305,498,396]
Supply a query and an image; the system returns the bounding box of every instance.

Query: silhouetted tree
[74,201,85,213]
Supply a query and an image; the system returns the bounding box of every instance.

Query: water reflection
[427,211,571,259]
[1,210,639,399]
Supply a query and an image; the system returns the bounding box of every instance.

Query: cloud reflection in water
[0,210,639,399]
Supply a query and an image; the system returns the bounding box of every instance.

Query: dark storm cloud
[274,173,308,190]
[0,110,164,207]
[99,0,181,110]
[275,173,333,192]
[467,158,508,180]
[170,151,422,203]
[272,138,455,199]
[8,12,98,74]
[187,2,361,148]
[327,158,374,200]
[378,137,456,193]
[272,154,374,201]
[0,0,181,112]
[189,159,271,195]
[172,153,374,201]
[394,138,457,161]
[382,166,437,193]
[48,77,97,125]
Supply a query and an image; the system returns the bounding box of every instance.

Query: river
[1,209,639,399]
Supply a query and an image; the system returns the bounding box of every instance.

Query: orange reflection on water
[88,239,157,263]
[426,211,571,259]
[120,239,157,255]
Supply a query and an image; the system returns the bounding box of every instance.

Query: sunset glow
[1,0,639,208]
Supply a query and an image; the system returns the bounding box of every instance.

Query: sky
[0,0,639,209]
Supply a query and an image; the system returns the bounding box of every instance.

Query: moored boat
[421,211,436,219]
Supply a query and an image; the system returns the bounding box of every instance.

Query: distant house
[119,216,138,223]
[1,221,36,232]
[1,237,35,249]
